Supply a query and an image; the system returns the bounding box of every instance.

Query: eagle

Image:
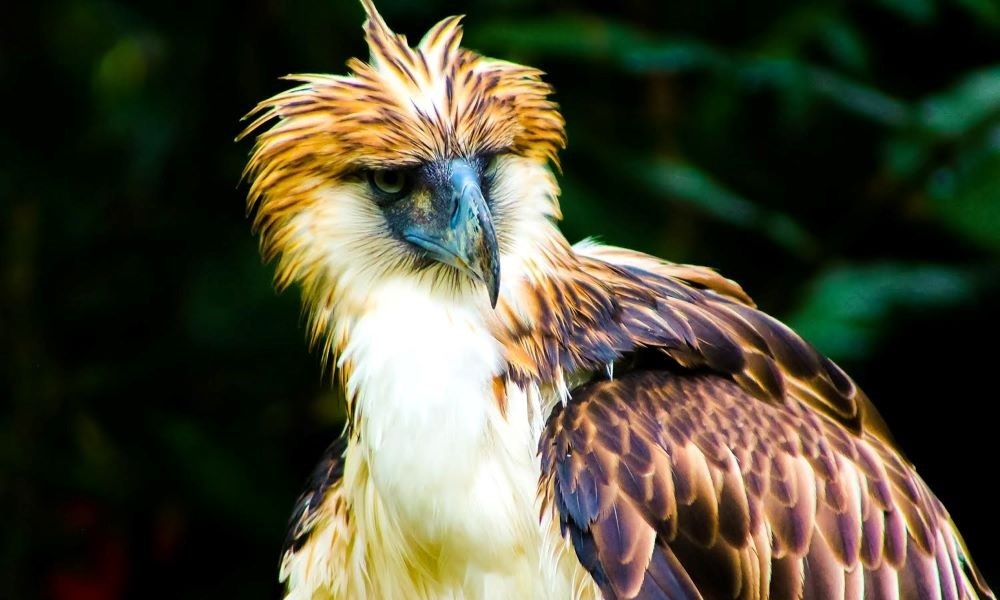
[239,2,993,599]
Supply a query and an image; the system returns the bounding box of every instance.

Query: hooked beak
[403,159,500,307]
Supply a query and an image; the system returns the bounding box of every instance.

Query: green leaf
[919,66,1000,137]
[468,16,649,62]
[473,17,906,127]
[737,58,910,126]
[928,147,1000,251]
[883,136,932,179]
[751,4,867,72]
[818,19,869,72]
[622,39,729,73]
[470,17,727,74]
[952,0,1000,27]
[805,65,911,126]
[631,157,816,255]
[786,263,978,360]
[876,0,937,24]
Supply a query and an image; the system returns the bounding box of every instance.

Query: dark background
[3,0,999,598]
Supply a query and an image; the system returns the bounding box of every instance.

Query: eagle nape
[239,0,994,598]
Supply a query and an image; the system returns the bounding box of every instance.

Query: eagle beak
[404,159,501,308]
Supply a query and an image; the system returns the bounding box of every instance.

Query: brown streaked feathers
[281,436,348,565]
[541,370,992,599]
[533,247,992,599]
[504,245,891,442]
[278,436,353,598]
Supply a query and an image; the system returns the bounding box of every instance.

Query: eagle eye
[367,170,411,200]
[483,154,500,185]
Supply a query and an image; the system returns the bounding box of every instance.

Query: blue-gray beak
[403,159,500,307]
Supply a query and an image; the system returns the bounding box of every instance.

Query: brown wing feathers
[534,247,993,600]
[506,246,881,438]
[280,437,348,570]
[541,371,987,600]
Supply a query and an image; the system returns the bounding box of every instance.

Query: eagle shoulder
[506,242,890,443]
[528,244,993,600]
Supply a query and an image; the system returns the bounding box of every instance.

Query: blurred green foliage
[2,0,998,598]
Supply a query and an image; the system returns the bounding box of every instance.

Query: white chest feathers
[331,280,588,598]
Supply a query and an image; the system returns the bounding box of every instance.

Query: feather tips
[540,370,993,600]
[534,245,994,600]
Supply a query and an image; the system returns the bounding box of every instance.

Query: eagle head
[240,0,566,319]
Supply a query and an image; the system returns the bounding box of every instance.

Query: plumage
[240,2,993,599]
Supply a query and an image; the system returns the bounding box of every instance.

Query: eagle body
[279,271,595,599]
[241,2,993,599]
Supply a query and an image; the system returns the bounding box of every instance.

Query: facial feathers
[239,1,566,270]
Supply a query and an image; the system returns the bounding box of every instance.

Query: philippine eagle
[239,2,993,599]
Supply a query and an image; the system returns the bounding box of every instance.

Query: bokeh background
[4,0,999,597]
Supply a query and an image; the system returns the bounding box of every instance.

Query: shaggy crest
[239,0,566,265]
